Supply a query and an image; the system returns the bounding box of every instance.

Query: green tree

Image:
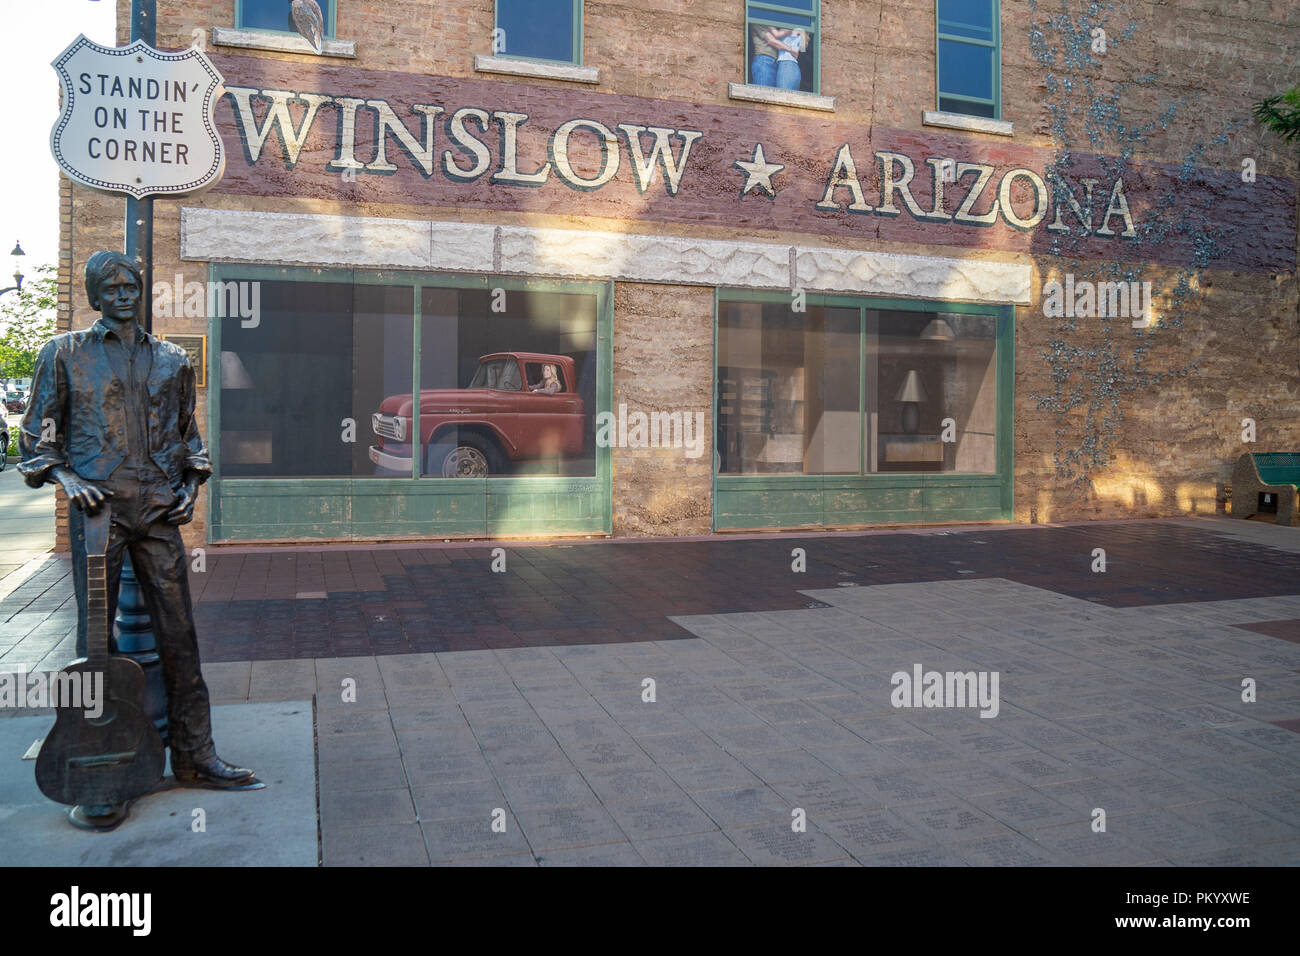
[1254,87,1300,144]
[0,263,58,384]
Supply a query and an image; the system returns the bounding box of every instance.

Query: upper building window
[745,1,820,95]
[936,0,1000,118]
[496,0,583,65]
[238,0,336,37]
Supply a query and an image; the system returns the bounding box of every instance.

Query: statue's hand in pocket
[166,479,198,525]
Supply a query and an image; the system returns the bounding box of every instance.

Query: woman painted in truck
[530,363,561,395]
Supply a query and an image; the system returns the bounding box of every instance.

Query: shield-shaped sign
[50,35,226,199]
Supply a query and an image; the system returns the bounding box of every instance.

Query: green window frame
[712,290,1014,531]
[495,0,584,66]
[205,265,613,543]
[745,1,821,95]
[936,0,1000,119]
[237,0,337,37]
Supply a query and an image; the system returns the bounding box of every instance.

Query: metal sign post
[126,0,155,332]
[120,0,161,740]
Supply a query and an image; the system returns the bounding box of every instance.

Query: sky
[0,0,116,276]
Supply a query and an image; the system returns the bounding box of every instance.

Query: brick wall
[124,0,1297,178]
[61,0,1299,541]
[611,282,713,536]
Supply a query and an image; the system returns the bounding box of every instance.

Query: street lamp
[0,241,24,296]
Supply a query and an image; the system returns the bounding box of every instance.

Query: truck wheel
[433,431,506,478]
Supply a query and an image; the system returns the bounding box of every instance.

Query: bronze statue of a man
[19,250,253,788]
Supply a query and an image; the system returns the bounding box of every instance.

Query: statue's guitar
[35,508,165,806]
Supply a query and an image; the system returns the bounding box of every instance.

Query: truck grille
[372,413,406,442]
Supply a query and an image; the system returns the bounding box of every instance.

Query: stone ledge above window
[473,55,599,84]
[181,208,1034,306]
[922,110,1014,137]
[210,26,356,58]
[728,83,835,112]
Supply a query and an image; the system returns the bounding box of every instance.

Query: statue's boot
[172,744,256,788]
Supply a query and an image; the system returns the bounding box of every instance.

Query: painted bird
[290,0,325,54]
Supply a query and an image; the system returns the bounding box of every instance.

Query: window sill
[728,83,835,112]
[473,55,599,84]
[210,26,356,58]
[922,110,1013,137]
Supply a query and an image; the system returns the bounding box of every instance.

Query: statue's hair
[84,251,143,310]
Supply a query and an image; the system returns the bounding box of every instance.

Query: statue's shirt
[17,318,211,489]
[100,323,166,482]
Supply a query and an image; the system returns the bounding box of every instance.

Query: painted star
[734,143,785,198]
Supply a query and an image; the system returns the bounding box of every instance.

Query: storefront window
[718,302,859,474]
[218,280,599,480]
[717,298,998,476]
[219,281,411,478]
[869,310,996,474]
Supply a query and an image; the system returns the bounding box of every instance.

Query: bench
[1232,452,1300,525]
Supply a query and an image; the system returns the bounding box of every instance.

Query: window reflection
[717,299,998,476]
[496,0,579,64]
[218,281,598,480]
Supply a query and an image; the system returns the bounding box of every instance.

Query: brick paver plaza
[3,517,1299,865]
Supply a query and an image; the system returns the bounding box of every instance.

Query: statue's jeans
[69,471,213,756]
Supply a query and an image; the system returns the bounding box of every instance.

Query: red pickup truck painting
[369,352,586,477]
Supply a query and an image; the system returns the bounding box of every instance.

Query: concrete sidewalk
[191,577,1300,866]
[0,459,56,604]
[2,517,1299,865]
[0,702,316,866]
